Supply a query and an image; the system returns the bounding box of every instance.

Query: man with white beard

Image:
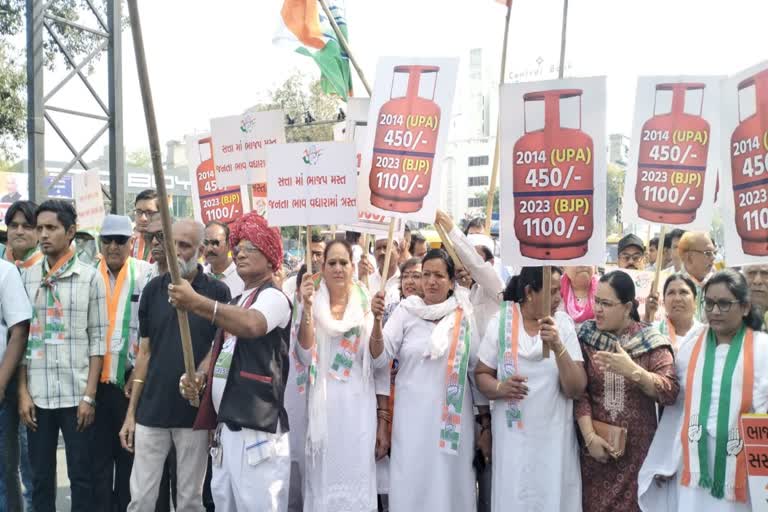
[120,219,231,511]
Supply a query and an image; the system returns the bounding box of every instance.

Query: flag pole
[127,0,198,404]
[542,0,569,358]
[483,0,513,234]
[318,0,372,96]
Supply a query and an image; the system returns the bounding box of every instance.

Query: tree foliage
[0,42,25,160]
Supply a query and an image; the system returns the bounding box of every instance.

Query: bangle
[377,408,392,423]
[304,311,312,326]
[496,380,502,393]
[212,301,219,324]
[556,345,568,358]
[81,395,96,407]
[132,379,144,384]
[585,431,596,448]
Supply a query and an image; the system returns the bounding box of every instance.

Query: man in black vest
[169,212,292,511]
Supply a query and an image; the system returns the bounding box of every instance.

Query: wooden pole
[484,0,514,234]
[379,219,396,292]
[652,225,667,293]
[435,222,462,270]
[360,233,369,288]
[305,226,313,272]
[318,0,373,96]
[127,0,198,403]
[541,0,570,358]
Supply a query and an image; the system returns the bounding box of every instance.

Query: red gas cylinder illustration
[635,83,710,224]
[369,65,440,213]
[513,89,594,260]
[730,69,768,256]
[196,137,244,224]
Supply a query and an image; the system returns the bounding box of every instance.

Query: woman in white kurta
[370,249,489,512]
[639,270,768,512]
[474,266,587,511]
[298,241,389,512]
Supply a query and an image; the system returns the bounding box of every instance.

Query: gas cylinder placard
[623,76,722,231]
[210,108,285,188]
[185,134,251,225]
[500,77,607,266]
[357,57,459,224]
[720,61,768,265]
[265,142,358,228]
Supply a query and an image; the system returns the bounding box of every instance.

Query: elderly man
[18,200,108,511]
[744,264,768,331]
[120,219,230,512]
[170,212,292,511]
[1,201,42,268]
[203,221,244,298]
[617,234,645,270]
[0,258,32,511]
[92,215,152,512]
[678,231,716,321]
[131,189,160,262]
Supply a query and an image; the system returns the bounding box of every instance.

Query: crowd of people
[0,189,767,512]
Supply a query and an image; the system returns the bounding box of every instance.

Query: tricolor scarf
[498,301,523,428]
[3,245,43,269]
[560,273,598,324]
[681,327,754,502]
[98,258,137,389]
[306,280,372,458]
[400,287,474,455]
[658,318,679,351]
[27,250,77,360]
[132,234,152,262]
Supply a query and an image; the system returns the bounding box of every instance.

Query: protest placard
[741,413,768,512]
[623,76,721,231]
[500,76,607,267]
[185,134,251,225]
[74,170,106,234]
[210,108,285,188]
[357,57,459,224]
[266,142,357,227]
[720,60,768,265]
[606,267,669,322]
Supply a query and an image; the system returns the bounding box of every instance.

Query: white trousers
[127,424,209,512]
[212,424,290,512]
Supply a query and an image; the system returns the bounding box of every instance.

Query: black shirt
[136,265,231,428]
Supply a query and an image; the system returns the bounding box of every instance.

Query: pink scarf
[560,272,598,323]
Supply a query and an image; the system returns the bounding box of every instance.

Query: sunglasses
[100,235,131,246]
[143,231,165,244]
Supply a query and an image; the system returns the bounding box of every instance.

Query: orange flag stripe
[281,0,325,50]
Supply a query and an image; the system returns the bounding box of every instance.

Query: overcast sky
[33,0,768,161]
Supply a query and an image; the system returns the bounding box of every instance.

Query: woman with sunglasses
[298,240,390,512]
[575,271,678,512]
[640,269,768,511]
[369,249,489,512]
[474,266,587,511]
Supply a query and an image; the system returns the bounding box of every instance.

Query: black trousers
[93,382,133,512]
[28,406,95,512]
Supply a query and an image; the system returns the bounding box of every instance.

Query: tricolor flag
[273,0,352,100]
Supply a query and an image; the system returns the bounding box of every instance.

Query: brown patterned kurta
[575,345,679,512]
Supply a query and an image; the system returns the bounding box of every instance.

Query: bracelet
[496,380,502,393]
[584,431,596,448]
[132,379,144,385]
[304,311,312,326]
[377,408,393,423]
[556,345,568,358]
[81,395,96,407]
[212,300,219,324]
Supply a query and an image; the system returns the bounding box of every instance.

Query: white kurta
[297,316,389,512]
[382,306,484,512]
[478,309,583,511]
[284,301,308,493]
[639,329,768,511]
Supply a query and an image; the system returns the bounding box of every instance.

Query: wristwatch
[81,395,96,407]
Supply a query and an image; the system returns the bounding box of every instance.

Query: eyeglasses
[232,244,261,257]
[619,253,644,263]
[100,235,130,246]
[134,208,158,219]
[203,239,222,248]
[689,249,716,259]
[704,298,741,313]
[593,299,621,310]
[143,231,164,244]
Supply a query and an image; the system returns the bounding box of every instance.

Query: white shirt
[204,261,245,298]
[0,259,33,358]
[282,274,298,303]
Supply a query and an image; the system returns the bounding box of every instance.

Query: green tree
[0,42,25,161]
[126,149,151,168]
[472,187,499,221]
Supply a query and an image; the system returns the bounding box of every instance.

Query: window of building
[468,155,489,166]
[468,197,484,208]
[468,176,489,187]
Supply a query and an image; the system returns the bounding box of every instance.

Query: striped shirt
[21,255,108,409]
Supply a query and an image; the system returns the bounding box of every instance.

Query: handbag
[592,419,627,458]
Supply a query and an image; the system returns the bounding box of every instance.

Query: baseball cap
[100,215,133,237]
[618,233,645,254]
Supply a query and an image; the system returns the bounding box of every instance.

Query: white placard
[357,57,459,224]
[266,142,358,227]
[719,61,768,265]
[623,76,722,231]
[74,171,106,234]
[500,76,607,267]
[210,109,285,187]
